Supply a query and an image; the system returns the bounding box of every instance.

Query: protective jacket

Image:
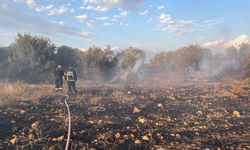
[64,69,77,81]
[54,68,64,80]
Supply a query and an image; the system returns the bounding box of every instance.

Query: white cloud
[147,17,152,23]
[75,14,88,22]
[80,5,109,12]
[57,7,67,14]
[119,22,128,27]
[96,16,109,21]
[95,5,109,12]
[103,22,114,26]
[0,30,16,37]
[0,1,92,39]
[202,18,224,27]
[26,0,35,6]
[13,0,23,3]
[0,30,16,46]
[111,18,118,22]
[50,20,65,26]
[70,8,75,13]
[113,14,120,18]
[79,47,88,51]
[46,4,53,10]
[120,11,128,16]
[202,39,224,48]
[35,4,53,12]
[83,0,144,10]
[34,4,75,16]
[86,21,96,28]
[157,5,165,10]
[139,10,148,16]
[35,7,43,12]
[156,13,224,34]
[80,5,94,10]
[86,5,94,10]
[19,0,75,16]
[159,13,171,23]
[111,46,119,51]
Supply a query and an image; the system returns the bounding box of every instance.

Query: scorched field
[0,80,249,150]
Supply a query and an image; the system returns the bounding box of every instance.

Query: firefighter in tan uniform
[64,66,77,95]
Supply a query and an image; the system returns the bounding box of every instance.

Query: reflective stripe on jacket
[65,69,77,81]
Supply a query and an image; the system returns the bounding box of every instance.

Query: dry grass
[0,83,54,105]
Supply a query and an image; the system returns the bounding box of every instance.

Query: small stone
[142,135,150,141]
[10,137,17,145]
[29,134,34,140]
[197,111,203,115]
[20,110,26,115]
[233,111,241,118]
[157,103,163,108]
[134,139,141,144]
[138,118,145,124]
[175,134,181,139]
[133,107,140,114]
[57,136,64,142]
[48,146,55,150]
[88,121,94,124]
[31,122,39,129]
[123,135,129,139]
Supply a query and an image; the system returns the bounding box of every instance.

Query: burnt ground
[0,81,249,150]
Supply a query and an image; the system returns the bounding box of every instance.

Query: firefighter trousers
[67,81,77,94]
[55,79,63,92]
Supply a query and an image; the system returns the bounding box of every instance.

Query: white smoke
[224,35,250,49]
[202,34,250,53]
[110,52,145,82]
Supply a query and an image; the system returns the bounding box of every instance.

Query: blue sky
[0,0,250,53]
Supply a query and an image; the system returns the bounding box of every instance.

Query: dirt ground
[0,80,249,150]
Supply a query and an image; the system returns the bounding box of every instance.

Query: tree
[83,45,119,81]
[113,47,145,82]
[245,58,250,77]
[226,46,238,59]
[150,52,167,69]
[239,44,250,63]
[55,46,82,68]
[119,47,145,69]
[238,44,250,77]
[10,33,56,83]
[150,45,212,75]
[0,47,14,79]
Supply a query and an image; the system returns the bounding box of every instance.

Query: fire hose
[59,94,71,150]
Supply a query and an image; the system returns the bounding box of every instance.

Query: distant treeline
[0,33,145,83]
[0,33,249,83]
[150,45,250,79]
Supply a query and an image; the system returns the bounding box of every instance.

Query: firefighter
[64,66,77,95]
[54,64,64,92]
